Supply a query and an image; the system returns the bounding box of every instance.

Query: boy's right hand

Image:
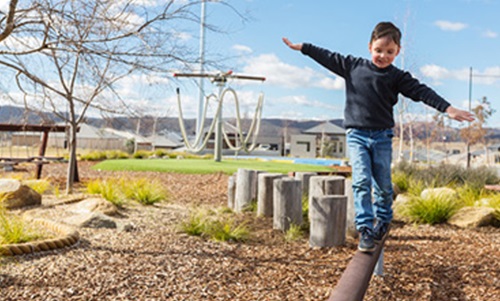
[282,37,302,51]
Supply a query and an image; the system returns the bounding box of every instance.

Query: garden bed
[0,161,498,300]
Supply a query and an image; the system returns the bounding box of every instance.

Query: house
[47,123,126,150]
[290,121,346,158]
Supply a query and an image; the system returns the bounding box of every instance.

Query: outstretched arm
[446,106,475,122]
[282,37,303,51]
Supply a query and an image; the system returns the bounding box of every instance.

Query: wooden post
[257,173,284,217]
[273,177,302,231]
[309,176,345,220]
[309,195,347,247]
[294,172,317,197]
[35,131,49,179]
[227,175,236,209]
[235,169,254,212]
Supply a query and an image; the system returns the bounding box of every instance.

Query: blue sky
[170,0,500,128]
[0,0,498,128]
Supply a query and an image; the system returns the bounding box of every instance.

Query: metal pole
[214,82,224,162]
[196,0,207,138]
[467,67,472,168]
[374,248,384,276]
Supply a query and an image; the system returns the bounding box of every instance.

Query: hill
[1,105,499,143]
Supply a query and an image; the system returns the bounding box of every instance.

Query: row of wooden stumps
[227,169,356,247]
[227,169,386,301]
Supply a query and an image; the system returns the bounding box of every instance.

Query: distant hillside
[0,105,342,138]
[2,105,499,143]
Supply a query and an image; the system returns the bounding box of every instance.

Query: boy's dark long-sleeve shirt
[301,43,451,129]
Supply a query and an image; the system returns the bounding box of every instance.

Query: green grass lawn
[92,158,335,175]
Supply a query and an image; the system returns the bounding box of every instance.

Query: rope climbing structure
[174,71,266,162]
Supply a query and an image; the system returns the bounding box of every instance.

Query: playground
[0,161,498,300]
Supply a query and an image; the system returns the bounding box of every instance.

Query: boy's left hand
[446,106,475,122]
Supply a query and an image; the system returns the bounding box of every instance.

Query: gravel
[0,161,499,301]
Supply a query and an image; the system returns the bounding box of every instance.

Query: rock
[63,212,117,229]
[0,179,42,209]
[448,206,497,228]
[67,197,118,216]
[393,193,414,222]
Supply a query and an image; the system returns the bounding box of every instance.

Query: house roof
[148,135,183,148]
[303,122,345,135]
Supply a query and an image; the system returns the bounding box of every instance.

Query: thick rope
[0,218,79,256]
[176,89,221,153]
[220,88,264,152]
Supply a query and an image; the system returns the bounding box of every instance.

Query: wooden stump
[235,169,255,212]
[294,172,317,197]
[227,175,236,209]
[257,173,284,217]
[309,195,347,247]
[273,177,302,231]
[308,176,345,220]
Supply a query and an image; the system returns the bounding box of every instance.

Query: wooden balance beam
[328,231,390,301]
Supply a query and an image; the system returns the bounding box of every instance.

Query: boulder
[67,197,118,216]
[448,206,497,228]
[0,179,42,209]
[63,212,117,229]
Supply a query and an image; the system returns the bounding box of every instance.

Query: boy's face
[368,36,400,69]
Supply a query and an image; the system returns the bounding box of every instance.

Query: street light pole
[467,67,472,168]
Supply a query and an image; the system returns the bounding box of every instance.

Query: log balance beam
[328,231,390,301]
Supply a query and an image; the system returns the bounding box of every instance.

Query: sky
[0,0,499,128]
[169,0,500,128]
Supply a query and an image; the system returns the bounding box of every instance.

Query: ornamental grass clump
[0,196,46,245]
[284,223,304,242]
[125,178,168,205]
[179,209,250,242]
[85,179,125,207]
[402,192,460,225]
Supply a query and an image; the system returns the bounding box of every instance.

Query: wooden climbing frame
[0,123,78,180]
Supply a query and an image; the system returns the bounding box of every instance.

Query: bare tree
[0,0,240,193]
[460,97,495,164]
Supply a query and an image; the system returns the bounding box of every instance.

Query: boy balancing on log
[283,21,474,252]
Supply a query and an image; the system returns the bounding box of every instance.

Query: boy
[283,21,474,252]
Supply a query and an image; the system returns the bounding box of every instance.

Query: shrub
[0,198,47,244]
[284,223,304,242]
[85,179,125,207]
[401,193,460,225]
[392,170,410,193]
[125,179,168,205]
[79,151,107,161]
[105,150,129,159]
[393,162,499,190]
[132,150,151,159]
[179,209,250,242]
[24,179,52,195]
[204,219,250,242]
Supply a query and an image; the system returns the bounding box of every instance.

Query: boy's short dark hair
[370,22,402,47]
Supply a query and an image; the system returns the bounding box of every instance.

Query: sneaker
[358,227,375,252]
[373,221,391,242]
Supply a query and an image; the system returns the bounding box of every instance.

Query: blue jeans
[346,128,394,231]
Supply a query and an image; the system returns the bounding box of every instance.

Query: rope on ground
[0,218,80,256]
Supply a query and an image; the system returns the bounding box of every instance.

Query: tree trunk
[66,122,78,194]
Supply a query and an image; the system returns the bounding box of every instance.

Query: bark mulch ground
[0,161,499,301]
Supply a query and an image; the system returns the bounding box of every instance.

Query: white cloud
[241,54,344,90]
[421,65,500,85]
[232,44,253,54]
[434,20,468,32]
[483,30,498,38]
